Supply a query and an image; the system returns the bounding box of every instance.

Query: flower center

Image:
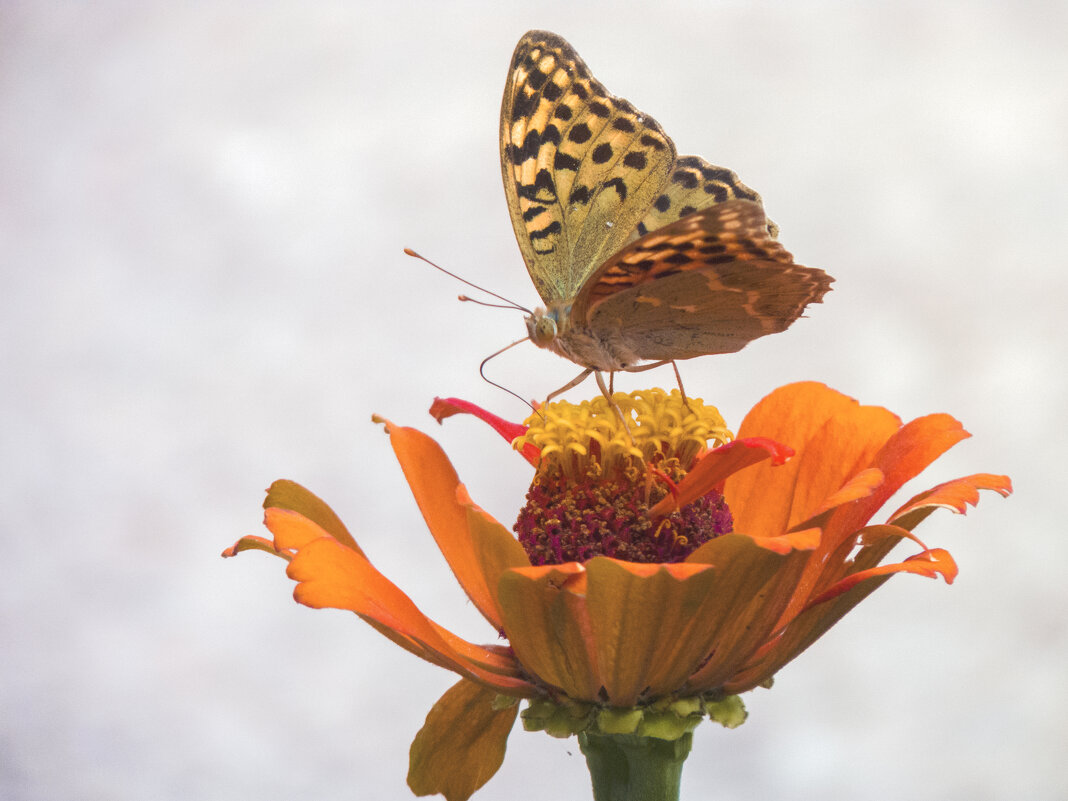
[513,390,734,565]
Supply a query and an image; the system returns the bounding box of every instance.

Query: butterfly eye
[526,312,558,348]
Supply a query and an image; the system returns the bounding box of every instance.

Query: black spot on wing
[603,177,627,201]
[569,123,592,143]
[511,91,537,121]
[592,143,614,163]
[672,170,699,189]
[588,100,611,117]
[569,185,591,205]
[529,220,562,241]
[554,151,580,171]
[702,183,728,201]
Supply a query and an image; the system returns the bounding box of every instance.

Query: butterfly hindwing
[501,30,677,305]
[576,200,832,359]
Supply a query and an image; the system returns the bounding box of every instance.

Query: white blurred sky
[1,2,1064,799]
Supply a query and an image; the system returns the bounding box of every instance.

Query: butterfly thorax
[526,305,641,372]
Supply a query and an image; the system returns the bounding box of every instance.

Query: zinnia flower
[224,382,1010,801]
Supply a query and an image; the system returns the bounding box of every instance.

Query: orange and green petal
[378,417,506,629]
[407,678,518,801]
[462,498,533,626]
[584,559,719,705]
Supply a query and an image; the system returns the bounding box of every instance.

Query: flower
[224,382,1010,801]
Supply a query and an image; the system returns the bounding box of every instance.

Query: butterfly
[500,30,833,391]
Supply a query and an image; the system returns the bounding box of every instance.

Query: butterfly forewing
[576,200,832,358]
[628,155,773,242]
[501,30,677,304]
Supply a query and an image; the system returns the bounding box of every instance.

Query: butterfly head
[525,308,558,350]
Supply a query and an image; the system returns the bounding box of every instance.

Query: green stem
[578,732,692,801]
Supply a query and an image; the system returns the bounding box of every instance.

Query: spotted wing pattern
[500,30,677,305]
[628,155,777,242]
[574,199,832,358]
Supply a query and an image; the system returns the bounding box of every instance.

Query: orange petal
[379,418,503,629]
[496,563,601,700]
[407,678,518,801]
[726,382,901,538]
[279,513,531,693]
[822,413,971,543]
[774,410,969,628]
[722,526,956,693]
[648,437,793,518]
[263,479,362,554]
[888,473,1013,531]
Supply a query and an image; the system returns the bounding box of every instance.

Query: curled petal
[221,534,289,560]
[263,479,362,554]
[407,678,518,801]
[429,397,539,466]
[807,544,959,607]
[648,437,794,518]
[889,473,1013,531]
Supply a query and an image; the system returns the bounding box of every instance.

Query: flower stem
[578,731,692,801]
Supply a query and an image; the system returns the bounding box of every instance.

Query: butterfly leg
[544,367,594,404]
[595,370,632,437]
[669,360,694,411]
[621,360,695,412]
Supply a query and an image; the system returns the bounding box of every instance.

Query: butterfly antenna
[479,337,542,418]
[404,248,532,314]
[457,294,523,310]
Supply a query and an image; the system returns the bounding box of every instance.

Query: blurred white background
[2,2,1063,799]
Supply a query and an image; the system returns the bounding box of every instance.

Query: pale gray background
[2,2,1063,799]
